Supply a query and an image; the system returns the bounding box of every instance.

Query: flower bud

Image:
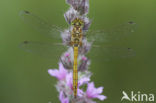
[78,56,90,71]
[66,0,89,15]
[60,48,73,70]
[64,8,78,24]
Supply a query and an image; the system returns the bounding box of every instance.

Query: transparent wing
[86,21,137,44]
[85,21,136,61]
[20,41,67,61]
[88,45,136,62]
[19,10,63,39]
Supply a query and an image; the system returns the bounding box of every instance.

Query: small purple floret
[48,63,68,80]
[86,82,107,101]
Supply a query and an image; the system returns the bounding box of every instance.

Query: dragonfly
[19,10,136,98]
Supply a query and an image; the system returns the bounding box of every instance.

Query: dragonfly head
[71,18,84,28]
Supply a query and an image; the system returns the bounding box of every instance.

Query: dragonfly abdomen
[73,46,78,98]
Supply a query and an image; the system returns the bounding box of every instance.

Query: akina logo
[121,91,155,102]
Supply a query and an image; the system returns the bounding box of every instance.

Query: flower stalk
[48,0,106,103]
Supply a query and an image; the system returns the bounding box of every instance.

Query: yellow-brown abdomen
[73,46,78,98]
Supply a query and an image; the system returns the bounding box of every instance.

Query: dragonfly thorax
[71,18,84,28]
[70,18,84,47]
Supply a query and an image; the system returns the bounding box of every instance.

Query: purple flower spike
[48,0,107,102]
[59,91,69,103]
[86,82,107,101]
[48,63,68,80]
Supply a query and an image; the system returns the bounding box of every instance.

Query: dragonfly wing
[19,10,63,39]
[86,21,137,44]
[87,45,136,62]
[20,41,67,61]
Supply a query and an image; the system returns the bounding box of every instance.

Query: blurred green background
[0,0,156,103]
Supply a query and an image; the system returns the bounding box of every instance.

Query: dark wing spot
[23,41,29,44]
[128,21,135,24]
[128,48,132,51]
[24,10,30,14]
